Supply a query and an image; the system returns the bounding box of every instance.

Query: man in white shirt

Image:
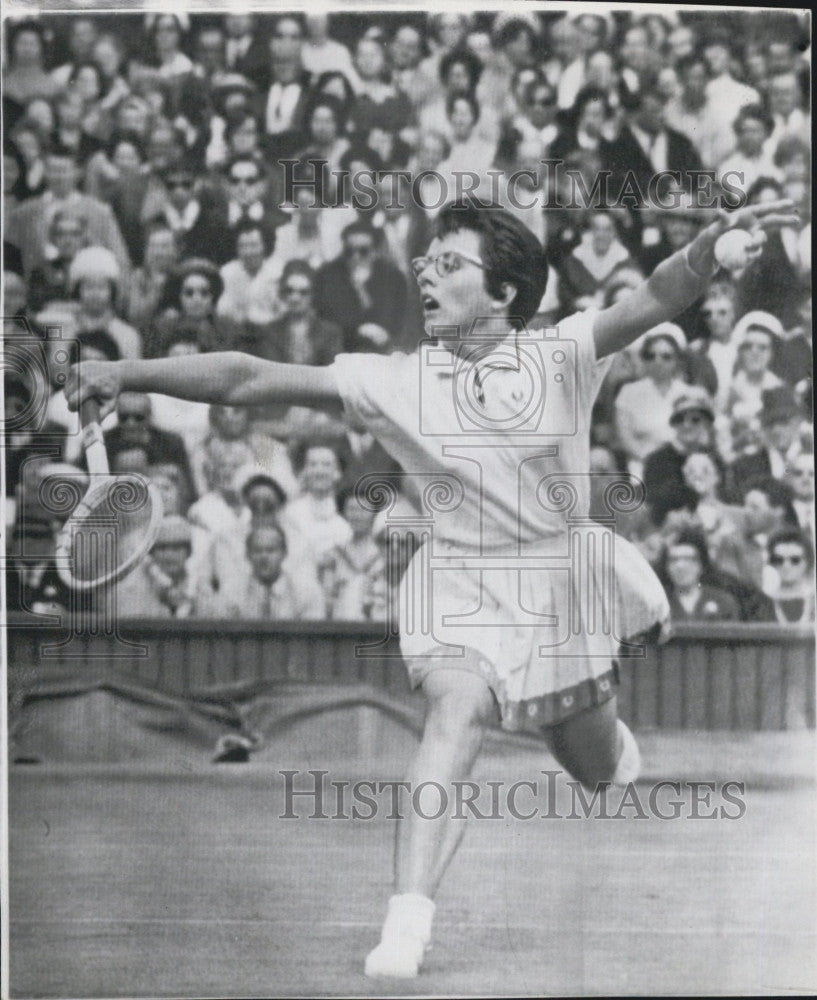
[665,52,730,168]
[788,452,815,545]
[702,32,760,134]
[204,522,324,620]
[717,105,780,192]
[217,222,275,325]
[302,13,357,82]
[765,69,810,152]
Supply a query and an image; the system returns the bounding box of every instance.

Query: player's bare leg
[365,662,495,979]
[545,695,640,788]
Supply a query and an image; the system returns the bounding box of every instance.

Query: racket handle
[80,397,110,476]
[80,397,101,427]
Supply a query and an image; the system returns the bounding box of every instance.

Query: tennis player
[67,195,795,979]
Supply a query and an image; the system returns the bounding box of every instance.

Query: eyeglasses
[644,351,676,361]
[770,554,804,566]
[231,173,259,185]
[282,284,311,296]
[411,251,485,279]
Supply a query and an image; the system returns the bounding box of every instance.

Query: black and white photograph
[2,3,814,996]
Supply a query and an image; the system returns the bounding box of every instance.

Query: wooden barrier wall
[5,617,815,731]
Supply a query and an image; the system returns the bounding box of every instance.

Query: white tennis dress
[331,309,669,733]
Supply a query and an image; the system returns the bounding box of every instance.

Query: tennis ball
[714,229,756,271]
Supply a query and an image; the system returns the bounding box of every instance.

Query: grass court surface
[9,731,817,997]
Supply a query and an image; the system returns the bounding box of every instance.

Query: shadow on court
[9,731,817,997]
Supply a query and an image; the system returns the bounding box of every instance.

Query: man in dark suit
[222,154,287,257]
[263,15,313,158]
[603,74,703,224]
[223,13,270,88]
[103,392,196,503]
[150,161,230,266]
[314,221,409,354]
[727,386,804,502]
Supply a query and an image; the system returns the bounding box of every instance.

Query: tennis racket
[55,398,164,591]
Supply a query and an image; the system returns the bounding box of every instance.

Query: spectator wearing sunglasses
[243,260,342,367]
[149,258,231,357]
[764,528,815,623]
[314,220,408,354]
[103,391,196,502]
[643,388,717,526]
[614,323,689,475]
[151,160,229,265]
[505,74,559,158]
[222,154,283,257]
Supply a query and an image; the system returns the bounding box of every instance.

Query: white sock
[612,720,640,786]
[364,893,435,978]
[380,892,435,946]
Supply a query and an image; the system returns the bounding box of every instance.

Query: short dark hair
[768,526,813,567]
[445,91,480,124]
[246,521,288,554]
[742,475,795,510]
[682,447,726,493]
[661,526,712,578]
[233,219,272,254]
[733,103,773,135]
[571,85,612,124]
[307,93,347,133]
[280,259,315,288]
[435,198,549,325]
[226,153,263,179]
[676,52,708,77]
[341,219,378,245]
[241,475,287,507]
[106,128,145,161]
[439,47,483,89]
[291,438,345,475]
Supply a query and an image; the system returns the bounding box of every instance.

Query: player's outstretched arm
[592,199,799,360]
[65,352,342,415]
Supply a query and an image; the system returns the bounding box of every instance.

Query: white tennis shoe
[364,892,435,978]
[364,934,427,978]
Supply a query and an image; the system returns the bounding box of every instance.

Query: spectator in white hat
[726,311,784,420]
[614,323,689,474]
[69,245,142,358]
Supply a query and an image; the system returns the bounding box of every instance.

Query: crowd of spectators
[3,9,813,624]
